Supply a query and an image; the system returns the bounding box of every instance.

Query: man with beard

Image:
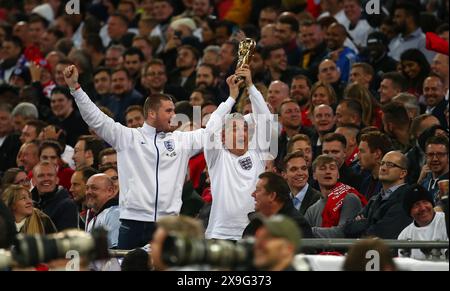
[290,75,313,127]
[169,45,199,94]
[0,37,25,83]
[99,67,143,124]
[325,22,357,83]
[311,104,336,157]
[363,32,398,87]
[423,76,449,130]
[70,167,98,229]
[389,2,435,63]
[195,63,227,105]
[123,47,146,94]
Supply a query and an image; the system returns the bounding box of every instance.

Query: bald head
[326,22,347,50]
[431,53,449,85]
[379,151,408,187]
[318,59,340,84]
[86,173,116,212]
[268,81,290,112]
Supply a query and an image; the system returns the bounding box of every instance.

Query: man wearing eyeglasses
[419,136,449,203]
[344,151,413,239]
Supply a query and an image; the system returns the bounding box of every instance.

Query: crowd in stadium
[0,0,448,271]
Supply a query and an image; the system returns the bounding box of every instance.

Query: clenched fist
[64,65,79,89]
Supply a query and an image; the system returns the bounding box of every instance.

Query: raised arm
[205,75,243,134]
[64,65,132,151]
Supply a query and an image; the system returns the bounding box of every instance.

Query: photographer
[253,215,302,271]
[151,215,206,271]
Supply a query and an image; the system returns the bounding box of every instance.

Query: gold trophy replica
[235,38,257,87]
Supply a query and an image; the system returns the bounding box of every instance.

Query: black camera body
[162,233,255,270]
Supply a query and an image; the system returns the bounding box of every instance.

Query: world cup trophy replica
[235,38,257,87]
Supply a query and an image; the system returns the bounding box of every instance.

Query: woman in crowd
[2,185,56,235]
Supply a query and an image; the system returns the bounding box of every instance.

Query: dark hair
[24,119,48,136]
[112,67,132,79]
[110,12,130,27]
[277,14,299,32]
[77,135,105,169]
[323,132,347,148]
[292,74,312,88]
[93,67,112,77]
[143,93,174,119]
[381,72,407,91]
[382,101,410,128]
[351,62,374,77]
[177,45,200,61]
[215,20,237,37]
[124,47,145,61]
[425,135,449,152]
[198,63,220,78]
[261,44,285,60]
[39,139,63,158]
[283,150,306,172]
[360,131,393,155]
[174,100,193,122]
[339,99,363,120]
[436,23,449,35]
[3,36,23,50]
[343,239,396,271]
[395,2,421,26]
[51,86,73,101]
[84,33,105,53]
[223,40,239,56]
[28,13,49,28]
[98,147,117,165]
[125,105,143,115]
[400,49,431,81]
[258,172,291,203]
[76,167,99,183]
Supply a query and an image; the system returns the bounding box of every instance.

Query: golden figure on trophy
[235,38,256,86]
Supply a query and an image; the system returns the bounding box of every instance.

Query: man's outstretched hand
[64,65,79,89]
[226,74,244,99]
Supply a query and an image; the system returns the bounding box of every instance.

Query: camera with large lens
[161,233,255,270]
[0,228,109,269]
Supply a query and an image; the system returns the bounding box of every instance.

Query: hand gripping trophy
[235,38,257,87]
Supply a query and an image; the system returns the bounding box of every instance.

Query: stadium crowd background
[0,0,449,271]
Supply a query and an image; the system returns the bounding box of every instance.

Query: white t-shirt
[398,212,448,260]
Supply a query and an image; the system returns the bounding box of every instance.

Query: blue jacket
[420,172,449,203]
[329,47,357,82]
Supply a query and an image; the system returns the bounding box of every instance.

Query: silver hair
[11,102,38,119]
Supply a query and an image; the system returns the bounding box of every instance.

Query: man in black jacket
[31,161,78,231]
[243,172,312,238]
[282,151,321,216]
[0,102,21,176]
[344,151,413,239]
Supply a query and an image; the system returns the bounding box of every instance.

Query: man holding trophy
[204,39,275,240]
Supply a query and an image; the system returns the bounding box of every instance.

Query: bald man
[318,59,345,100]
[85,174,120,248]
[325,22,357,82]
[344,151,413,239]
[267,80,290,112]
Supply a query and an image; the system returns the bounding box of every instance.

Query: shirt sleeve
[72,88,133,151]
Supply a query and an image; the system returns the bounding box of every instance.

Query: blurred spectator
[423,76,448,130]
[2,185,56,235]
[378,72,407,105]
[343,238,397,271]
[70,167,98,229]
[124,105,144,128]
[400,48,430,97]
[298,20,328,82]
[11,102,39,132]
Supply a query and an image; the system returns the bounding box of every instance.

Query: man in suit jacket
[282,151,321,215]
[344,151,413,239]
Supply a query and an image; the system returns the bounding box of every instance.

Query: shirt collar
[400,28,423,41]
[294,183,309,201]
[381,183,405,200]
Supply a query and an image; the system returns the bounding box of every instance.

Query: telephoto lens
[12,228,109,267]
[162,233,255,270]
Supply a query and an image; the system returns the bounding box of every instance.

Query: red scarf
[321,182,368,227]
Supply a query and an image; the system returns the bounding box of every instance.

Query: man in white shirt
[64,65,204,249]
[205,66,273,240]
[398,184,448,260]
